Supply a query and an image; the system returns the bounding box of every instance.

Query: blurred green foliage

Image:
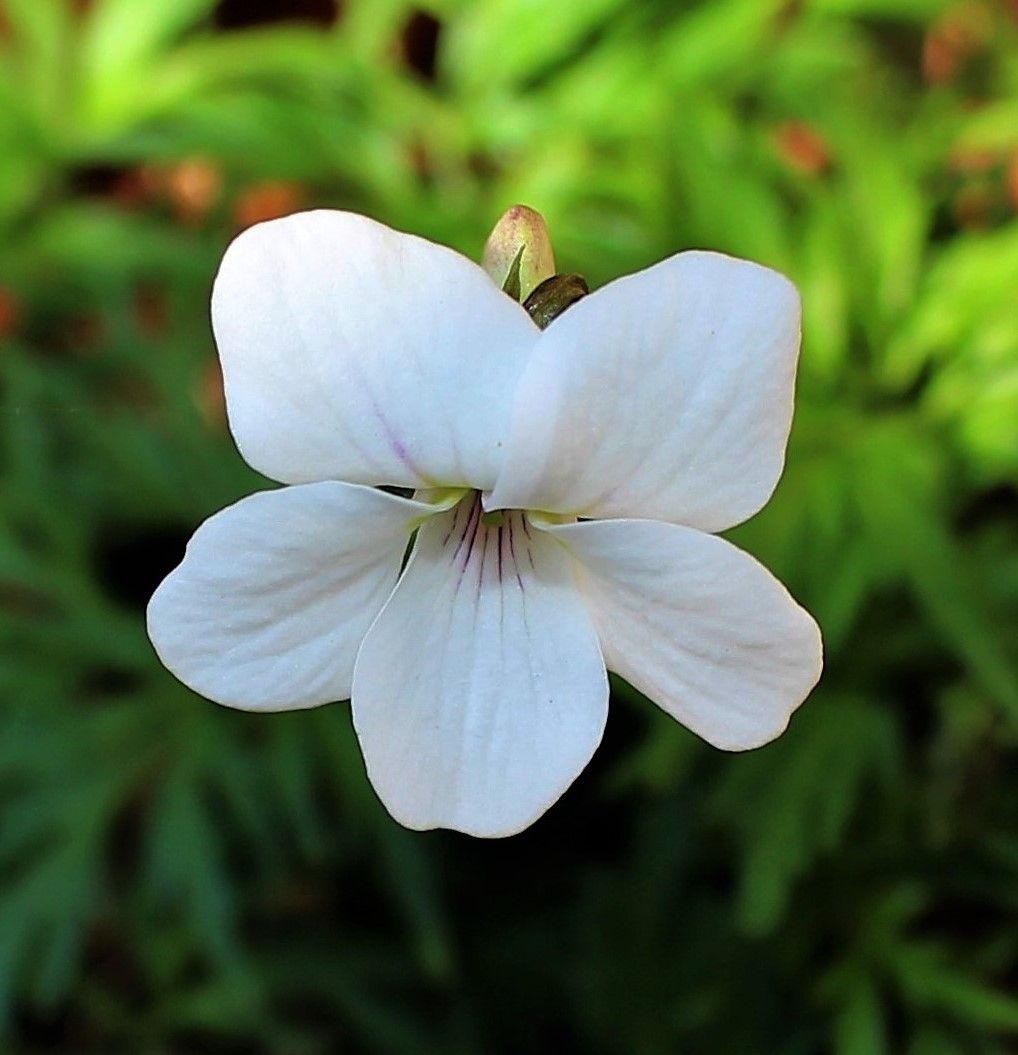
[1,0,1017,1051]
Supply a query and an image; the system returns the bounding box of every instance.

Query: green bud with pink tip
[482,204,589,329]
[482,205,557,302]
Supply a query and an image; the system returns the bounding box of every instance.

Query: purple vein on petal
[460,506,483,578]
[442,495,469,547]
[451,495,481,564]
[473,517,488,613]
[441,511,457,547]
[520,516,536,569]
[506,517,525,591]
[366,388,429,482]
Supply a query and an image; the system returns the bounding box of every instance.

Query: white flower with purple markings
[147,207,822,837]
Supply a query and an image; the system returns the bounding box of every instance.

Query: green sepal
[523,273,590,330]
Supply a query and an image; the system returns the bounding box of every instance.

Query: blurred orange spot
[923,31,958,83]
[233,181,306,227]
[110,168,159,210]
[0,288,20,338]
[65,313,106,355]
[166,158,221,225]
[923,3,991,84]
[196,361,227,431]
[774,122,831,176]
[137,165,168,197]
[953,185,993,228]
[406,138,434,181]
[135,285,168,338]
[948,147,1001,173]
[105,375,160,413]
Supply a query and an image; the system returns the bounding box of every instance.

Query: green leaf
[854,424,1018,717]
[834,978,888,1055]
[716,696,899,934]
[445,0,629,91]
[897,945,1018,1033]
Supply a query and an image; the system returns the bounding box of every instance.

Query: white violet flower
[147,208,823,838]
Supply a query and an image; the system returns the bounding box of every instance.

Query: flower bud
[482,205,556,302]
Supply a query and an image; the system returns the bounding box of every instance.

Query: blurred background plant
[1,0,1017,1051]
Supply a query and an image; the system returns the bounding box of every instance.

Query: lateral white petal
[539,517,822,750]
[147,483,439,711]
[213,210,538,489]
[352,498,608,837]
[487,251,801,531]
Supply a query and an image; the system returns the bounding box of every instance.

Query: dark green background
[1,0,1017,1051]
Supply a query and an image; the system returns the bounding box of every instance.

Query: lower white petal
[351,497,608,837]
[148,482,441,711]
[538,517,822,751]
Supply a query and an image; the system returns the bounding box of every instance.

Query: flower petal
[351,497,608,837]
[537,517,822,750]
[487,251,801,531]
[212,210,538,490]
[148,482,443,711]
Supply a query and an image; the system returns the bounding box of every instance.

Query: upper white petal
[537,517,822,750]
[351,498,609,837]
[487,251,802,531]
[147,482,441,711]
[212,210,539,490]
